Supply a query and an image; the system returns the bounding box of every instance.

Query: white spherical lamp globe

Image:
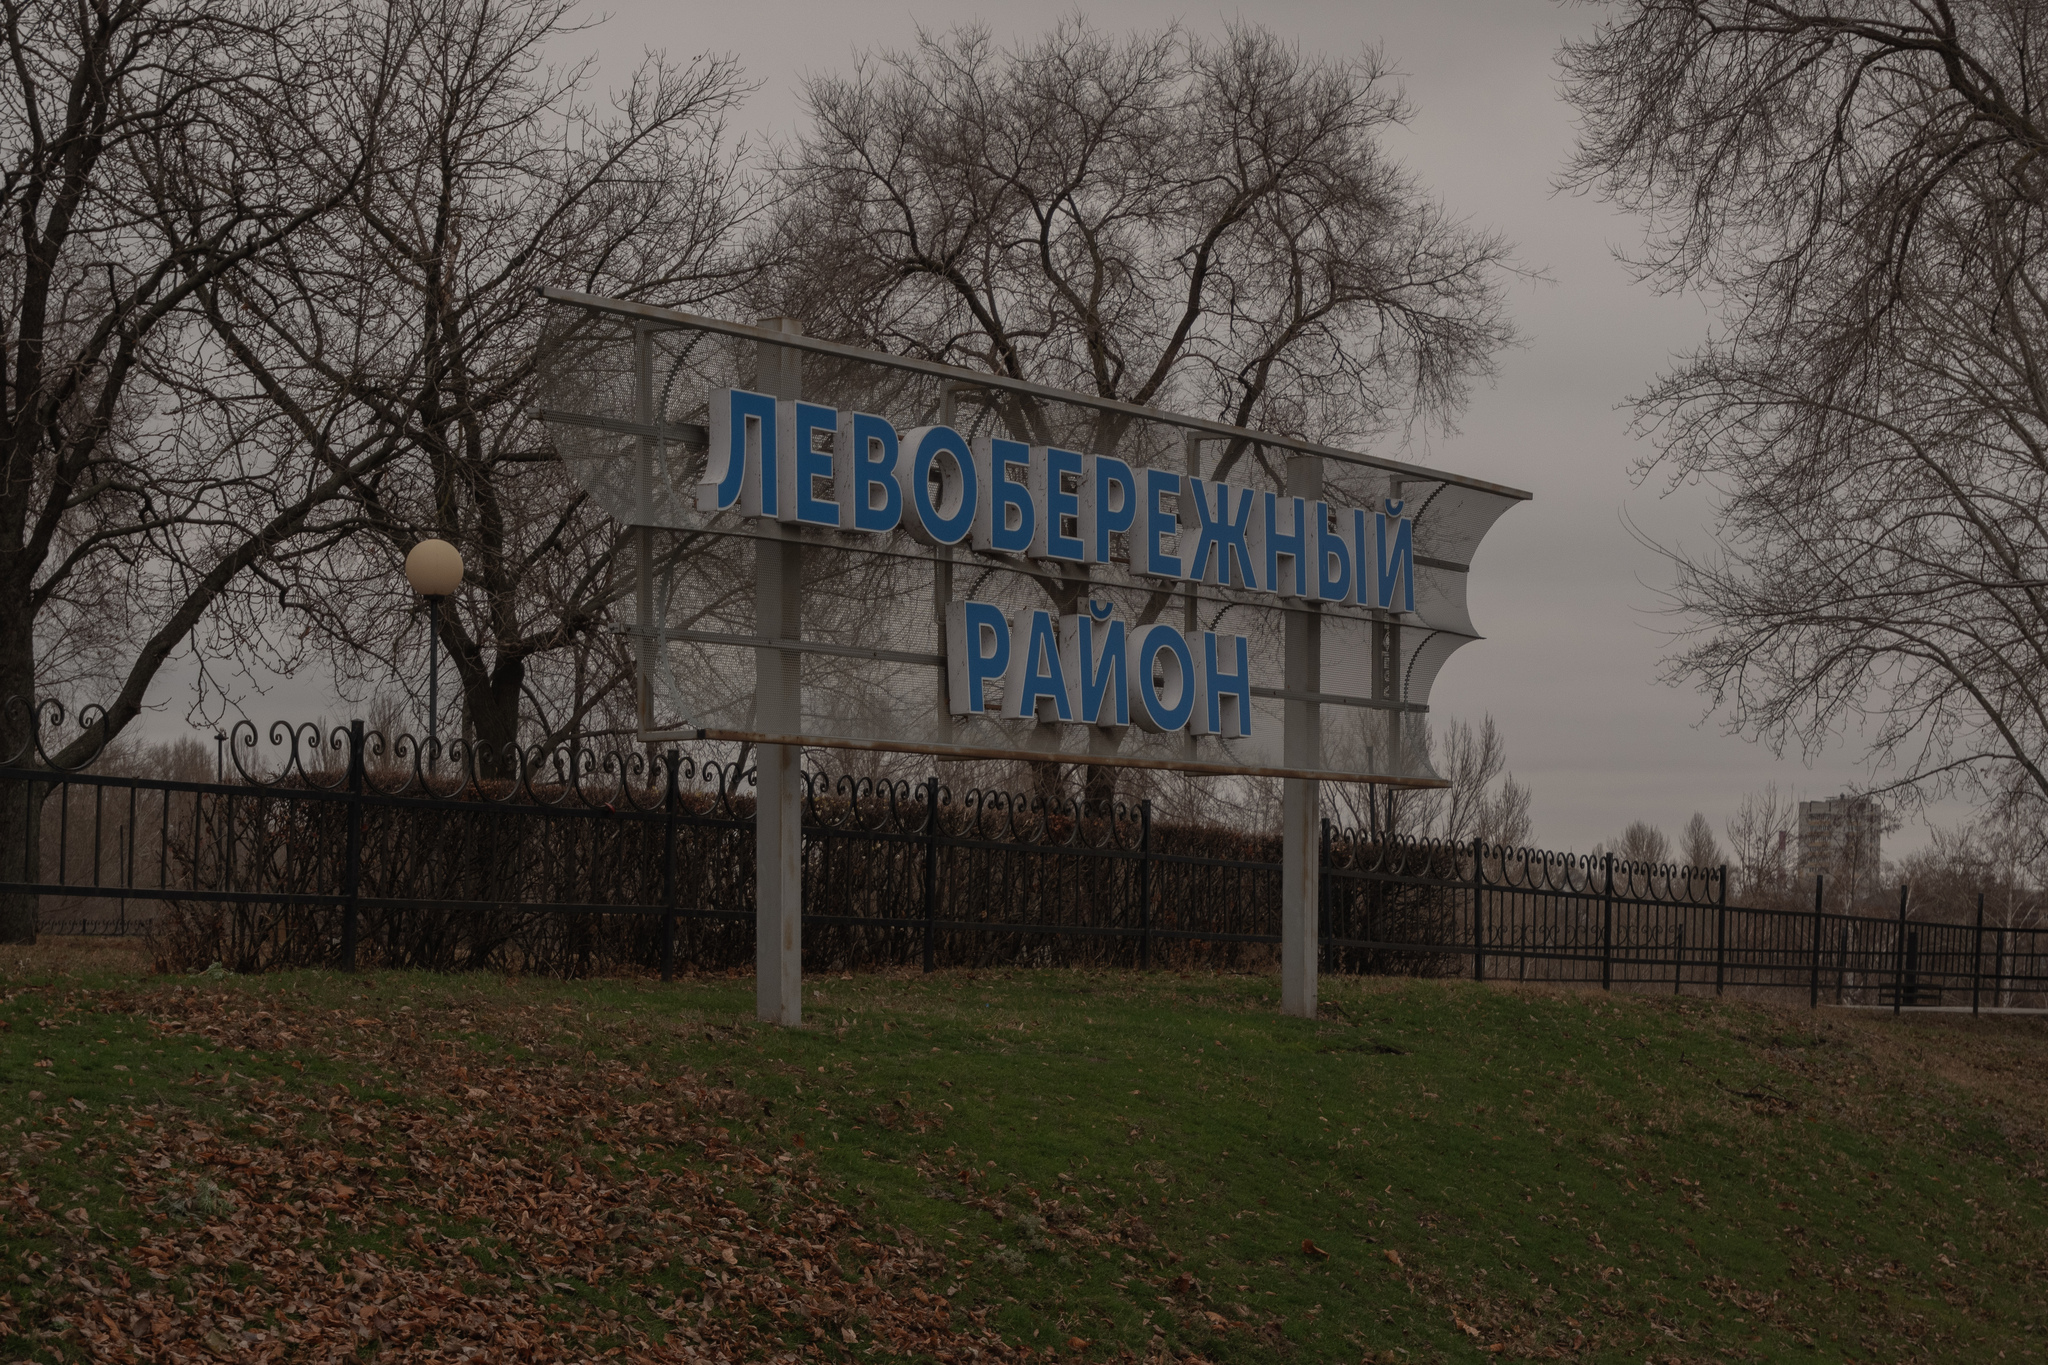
[404,539,464,597]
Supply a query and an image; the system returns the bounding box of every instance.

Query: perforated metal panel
[537,291,1528,785]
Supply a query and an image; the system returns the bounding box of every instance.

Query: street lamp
[403,539,463,754]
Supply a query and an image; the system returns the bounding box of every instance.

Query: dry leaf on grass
[3,987,1029,1363]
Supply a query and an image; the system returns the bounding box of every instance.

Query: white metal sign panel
[537,290,1525,785]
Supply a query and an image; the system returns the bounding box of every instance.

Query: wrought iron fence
[3,702,2043,1010]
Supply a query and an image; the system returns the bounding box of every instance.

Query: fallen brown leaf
[7,986,1026,1365]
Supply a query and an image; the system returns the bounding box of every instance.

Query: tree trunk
[1029,760,1070,815]
[0,590,38,943]
[467,655,525,779]
[1083,763,1118,818]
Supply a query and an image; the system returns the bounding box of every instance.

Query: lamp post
[403,539,464,757]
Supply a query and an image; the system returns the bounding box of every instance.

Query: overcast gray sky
[133,1,1960,858]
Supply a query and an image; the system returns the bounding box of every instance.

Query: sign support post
[536,289,1528,1028]
[1280,453,1323,1019]
[755,318,805,1026]
[933,384,958,729]
[633,323,657,731]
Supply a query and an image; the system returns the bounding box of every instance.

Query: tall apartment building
[1798,795,1882,901]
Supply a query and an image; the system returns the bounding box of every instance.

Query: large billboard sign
[537,289,1527,787]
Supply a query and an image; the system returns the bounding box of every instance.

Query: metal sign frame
[536,286,1530,1023]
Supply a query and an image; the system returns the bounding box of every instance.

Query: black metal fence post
[1714,865,1728,997]
[1674,923,1685,995]
[1139,799,1153,970]
[1972,892,1985,1017]
[1471,836,1486,981]
[661,750,679,982]
[339,719,364,971]
[1600,853,1614,991]
[1319,817,1332,975]
[1892,883,1911,1016]
[1809,874,1824,1009]
[922,776,939,974]
[1836,922,1848,1004]
[1995,928,2007,1010]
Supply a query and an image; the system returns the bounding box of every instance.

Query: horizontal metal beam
[620,627,1435,712]
[619,624,944,669]
[633,724,1449,788]
[540,407,707,446]
[541,287,1532,502]
[1248,686,1425,714]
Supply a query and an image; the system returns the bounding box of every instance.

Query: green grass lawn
[5,943,2048,1362]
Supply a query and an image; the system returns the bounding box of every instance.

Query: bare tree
[1484,773,1535,849]
[1895,827,1989,925]
[1968,773,2048,933]
[1681,810,1722,871]
[1614,820,1670,867]
[1562,4,2048,810]
[0,0,404,939]
[1328,713,1531,846]
[767,18,1517,805]
[773,21,1512,451]
[1725,782,1795,905]
[1895,800,2040,1009]
[193,0,758,763]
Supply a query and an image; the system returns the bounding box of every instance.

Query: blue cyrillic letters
[701,387,774,513]
[1254,493,1308,598]
[1374,499,1415,613]
[1314,501,1351,603]
[835,411,901,533]
[1193,631,1253,738]
[1002,609,1073,722]
[1082,456,1135,566]
[1060,610,1128,730]
[783,401,839,528]
[1030,447,1086,562]
[945,601,1011,715]
[1127,623,1196,733]
[972,437,1035,556]
[1183,478,1257,588]
[901,426,976,546]
[1139,469,1185,580]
